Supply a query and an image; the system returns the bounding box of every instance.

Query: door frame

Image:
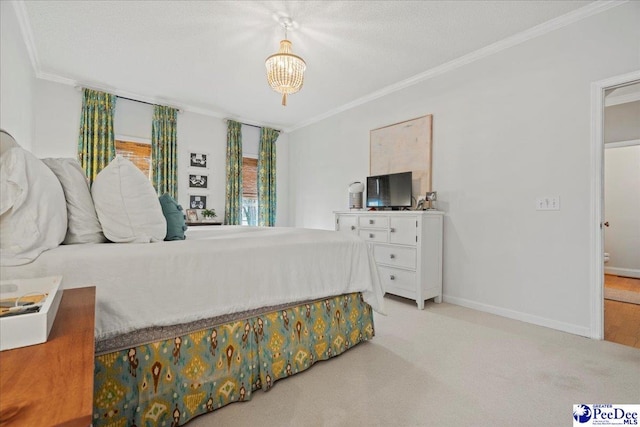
[589,70,640,339]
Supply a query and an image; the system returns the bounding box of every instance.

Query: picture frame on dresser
[186,209,198,222]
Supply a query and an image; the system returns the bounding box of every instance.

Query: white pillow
[0,130,19,156]
[0,146,67,266]
[42,158,106,244]
[92,156,166,243]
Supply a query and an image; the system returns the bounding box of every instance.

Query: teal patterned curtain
[152,105,178,198]
[224,120,243,225]
[258,127,279,226]
[77,89,116,184]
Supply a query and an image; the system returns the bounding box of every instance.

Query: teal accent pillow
[158,193,187,241]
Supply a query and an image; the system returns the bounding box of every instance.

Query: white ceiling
[19,0,597,131]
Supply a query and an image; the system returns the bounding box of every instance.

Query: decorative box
[0,276,64,351]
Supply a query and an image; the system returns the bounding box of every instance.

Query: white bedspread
[1,226,384,341]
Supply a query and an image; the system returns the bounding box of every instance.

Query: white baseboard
[443,295,591,338]
[604,267,640,279]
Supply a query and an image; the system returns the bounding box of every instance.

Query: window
[242,157,258,226]
[115,140,152,179]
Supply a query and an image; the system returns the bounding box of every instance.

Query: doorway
[590,71,640,339]
[602,84,640,348]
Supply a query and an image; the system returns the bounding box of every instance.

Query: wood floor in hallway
[604,274,640,349]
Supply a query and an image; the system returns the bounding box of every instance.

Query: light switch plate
[536,196,560,211]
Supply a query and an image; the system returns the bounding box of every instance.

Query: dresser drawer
[358,215,388,229]
[336,215,359,234]
[389,216,418,246]
[378,266,417,293]
[374,245,417,269]
[359,229,388,243]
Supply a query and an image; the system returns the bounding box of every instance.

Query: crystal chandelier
[265,17,306,106]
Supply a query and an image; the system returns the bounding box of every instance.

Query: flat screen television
[366,171,412,209]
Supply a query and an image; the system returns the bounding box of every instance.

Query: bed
[0,135,384,425]
[1,226,384,426]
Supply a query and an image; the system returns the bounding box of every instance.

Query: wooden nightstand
[0,287,96,426]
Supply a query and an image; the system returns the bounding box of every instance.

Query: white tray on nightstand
[0,276,64,351]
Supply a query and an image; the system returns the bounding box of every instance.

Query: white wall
[115,99,154,140]
[32,79,81,158]
[604,101,640,143]
[604,145,640,277]
[288,2,640,336]
[0,2,36,151]
[243,125,260,158]
[275,132,289,226]
[33,81,160,157]
[31,79,290,226]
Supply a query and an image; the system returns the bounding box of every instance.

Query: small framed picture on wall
[189,195,207,210]
[189,152,209,169]
[188,173,208,189]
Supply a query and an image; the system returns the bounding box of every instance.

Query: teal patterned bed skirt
[93,292,374,426]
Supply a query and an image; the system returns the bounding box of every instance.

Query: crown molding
[13,0,625,134]
[35,70,77,86]
[287,0,627,132]
[11,0,39,73]
[222,116,282,132]
[40,75,188,113]
[35,70,286,129]
[186,108,282,131]
[181,105,226,120]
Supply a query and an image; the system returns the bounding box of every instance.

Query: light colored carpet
[189,295,640,427]
[604,287,640,305]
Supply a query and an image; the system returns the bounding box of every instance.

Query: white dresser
[335,210,444,309]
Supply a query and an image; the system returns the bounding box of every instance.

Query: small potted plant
[201,208,217,223]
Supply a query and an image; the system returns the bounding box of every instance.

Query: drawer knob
[390,227,396,233]
[351,225,356,230]
[369,233,374,239]
[369,219,374,225]
[390,275,395,280]
[389,254,396,259]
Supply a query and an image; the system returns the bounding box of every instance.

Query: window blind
[242,157,258,198]
[115,140,152,179]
